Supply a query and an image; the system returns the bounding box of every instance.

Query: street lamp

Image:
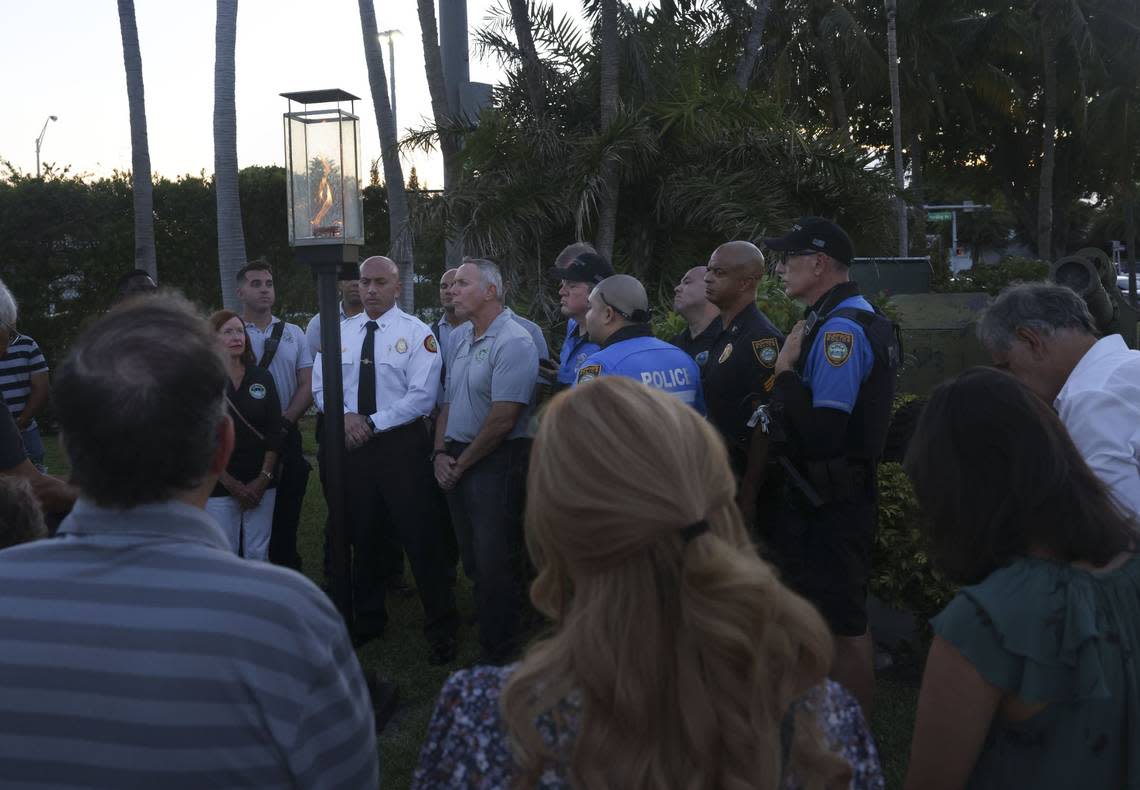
[35,115,58,178]
[281,87,398,727]
[377,29,402,131]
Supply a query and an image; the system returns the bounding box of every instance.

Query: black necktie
[358,320,378,415]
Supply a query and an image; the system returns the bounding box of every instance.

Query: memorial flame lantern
[279,89,359,635]
[281,89,364,254]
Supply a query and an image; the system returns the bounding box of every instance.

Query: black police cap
[762,217,854,266]
[548,252,615,285]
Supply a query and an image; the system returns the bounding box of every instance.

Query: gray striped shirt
[0,498,379,789]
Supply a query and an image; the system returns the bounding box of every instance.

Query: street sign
[927,210,952,222]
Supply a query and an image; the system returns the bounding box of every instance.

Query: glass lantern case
[281,89,364,247]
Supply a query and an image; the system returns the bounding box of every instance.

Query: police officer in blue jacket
[762,217,899,714]
[544,245,614,392]
[575,275,705,414]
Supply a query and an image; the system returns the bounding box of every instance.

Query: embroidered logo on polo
[695,350,709,366]
[395,338,409,354]
[476,348,490,363]
[577,364,601,383]
[718,343,733,364]
[824,331,853,366]
[424,335,439,353]
[248,383,267,400]
[753,338,778,368]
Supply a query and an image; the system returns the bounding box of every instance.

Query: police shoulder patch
[823,331,854,367]
[577,364,602,383]
[753,337,778,368]
[424,335,438,353]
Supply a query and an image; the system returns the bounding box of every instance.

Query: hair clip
[680,519,710,544]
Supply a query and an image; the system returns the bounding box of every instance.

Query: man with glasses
[575,275,704,413]
[761,216,899,715]
[548,248,613,393]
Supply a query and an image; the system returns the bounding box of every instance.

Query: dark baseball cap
[762,217,854,265]
[548,251,614,285]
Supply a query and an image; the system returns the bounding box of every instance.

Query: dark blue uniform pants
[338,420,458,644]
[444,438,530,662]
[268,424,309,570]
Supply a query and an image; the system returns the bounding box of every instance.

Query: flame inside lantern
[310,156,337,236]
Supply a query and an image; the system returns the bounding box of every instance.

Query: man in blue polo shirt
[546,245,613,391]
[0,295,378,788]
[575,274,705,414]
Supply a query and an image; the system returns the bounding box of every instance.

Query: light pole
[35,115,58,178]
[377,30,401,131]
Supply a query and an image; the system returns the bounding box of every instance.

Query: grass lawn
[43,416,919,789]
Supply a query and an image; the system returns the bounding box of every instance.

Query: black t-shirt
[211,366,283,497]
[702,304,784,468]
[670,316,723,369]
[0,407,26,470]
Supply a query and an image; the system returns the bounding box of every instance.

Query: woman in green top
[903,367,1138,790]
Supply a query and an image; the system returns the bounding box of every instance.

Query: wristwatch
[259,469,275,481]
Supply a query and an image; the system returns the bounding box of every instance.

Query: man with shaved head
[313,255,458,664]
[701,241,784,478]
[575,275,705,413]
[671,265,722,367]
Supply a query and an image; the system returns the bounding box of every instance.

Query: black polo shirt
[0,407,25,470]
[211,366,283,497]
[670,316,723,369]
[702,303,784,469]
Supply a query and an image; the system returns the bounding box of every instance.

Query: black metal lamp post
[280,88,361,623]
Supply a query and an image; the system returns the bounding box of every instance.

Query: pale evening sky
[1,0,617,188]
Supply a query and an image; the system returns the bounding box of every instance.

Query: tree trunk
[1037,26,1058,261]
[509,0,545,113]
[595,0,620,260]
[360,0,415,310]
[214,0,246,311]
[117,0,157,282]
[417,0,463,269]
[886,0,908,255]
[820,31,849,136]
[734,0,773,91]
[910,130,926,253]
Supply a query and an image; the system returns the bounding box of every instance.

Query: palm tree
[595,0,620,259]
[885,0,908,255]
[735,0,773,91]
[214,0,246,311]
[116,0,157,281]
[359,0,415,310]
[416,0,463,269]
[509,0,546,112]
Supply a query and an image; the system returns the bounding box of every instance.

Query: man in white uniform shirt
[313,256,458,663]
[979,282,1140,519]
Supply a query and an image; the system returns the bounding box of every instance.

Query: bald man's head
[704,241,766,312]
[440,268,458,313]
[360,256,400,317]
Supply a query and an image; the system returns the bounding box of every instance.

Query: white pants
[205,489,276,561]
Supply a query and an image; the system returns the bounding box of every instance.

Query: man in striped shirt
[0,329,49,471]
[0,295,379,789]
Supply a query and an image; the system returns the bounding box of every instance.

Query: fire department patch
[824,331,853,367]
[753,337,778,368]
[424,335,439,353]
[576,364,602,383]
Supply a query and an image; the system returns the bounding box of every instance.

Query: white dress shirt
[312,305,442,433]
[1055,334,1140,519]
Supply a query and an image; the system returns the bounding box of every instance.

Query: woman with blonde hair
[414,376,882,789]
